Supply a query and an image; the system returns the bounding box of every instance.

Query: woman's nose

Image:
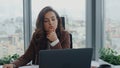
[49,20,53,25]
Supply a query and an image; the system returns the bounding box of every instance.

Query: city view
[104,0,120,53]
[0,17,24,58]
[104,19,120,52]
[0,0,120,58]
[1,16,120,58]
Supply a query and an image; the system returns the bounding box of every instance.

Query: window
[32,0,86,48]
[104,0,120,52]
[0,0,24,58]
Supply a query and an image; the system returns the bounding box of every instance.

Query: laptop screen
[39,48,93,68]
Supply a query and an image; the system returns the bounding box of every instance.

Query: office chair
[61,17,72,48]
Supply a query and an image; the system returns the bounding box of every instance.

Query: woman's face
[43,11,58,33]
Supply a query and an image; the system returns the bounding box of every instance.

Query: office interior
[0,0,120,67]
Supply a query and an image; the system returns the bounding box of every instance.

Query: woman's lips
[49,26,54,29]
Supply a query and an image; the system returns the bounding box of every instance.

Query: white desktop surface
[91,61,100,67]
[19,61,99,68]
[0,61,99,68]
[0,65,39,68]
[0,66,2,68]
[19,65,39,68]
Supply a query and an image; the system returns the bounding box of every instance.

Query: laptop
[39,48,93,68]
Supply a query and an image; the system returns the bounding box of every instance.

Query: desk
[0,66,2,68]
[0,61,99,68]
[0,65,39,68]
[19,65,39,68]
[0,65,98,68]
[91,61,99,67]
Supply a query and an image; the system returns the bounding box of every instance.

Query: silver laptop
[39,48,93,68]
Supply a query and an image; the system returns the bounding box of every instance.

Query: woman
[3,6,70,68]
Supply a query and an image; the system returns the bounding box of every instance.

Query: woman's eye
[44,20,48,22]
[52,18,55,21]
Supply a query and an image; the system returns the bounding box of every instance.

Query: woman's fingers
[47,32,57,42]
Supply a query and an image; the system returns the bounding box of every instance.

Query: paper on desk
[19,65,39,68]
[91,61,100,67]
[0,65,3,68]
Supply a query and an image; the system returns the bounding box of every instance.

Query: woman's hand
[3,64,14,68]
[47,27,58,42]
[47,32,58,42]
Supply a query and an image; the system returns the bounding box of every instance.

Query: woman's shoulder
[60,30,70,42]
[32,29,44,40]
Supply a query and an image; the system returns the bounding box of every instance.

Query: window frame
[23,0,32,50]
[86,0,103,60]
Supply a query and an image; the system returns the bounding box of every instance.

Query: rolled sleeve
[50,39,59,46]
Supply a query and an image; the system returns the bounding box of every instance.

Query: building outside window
[104,0,120,53]
[0,0,24,58]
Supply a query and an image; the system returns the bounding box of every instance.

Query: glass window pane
[32,0,86,48]
[104,0,120,52]
[0,0,24,58]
